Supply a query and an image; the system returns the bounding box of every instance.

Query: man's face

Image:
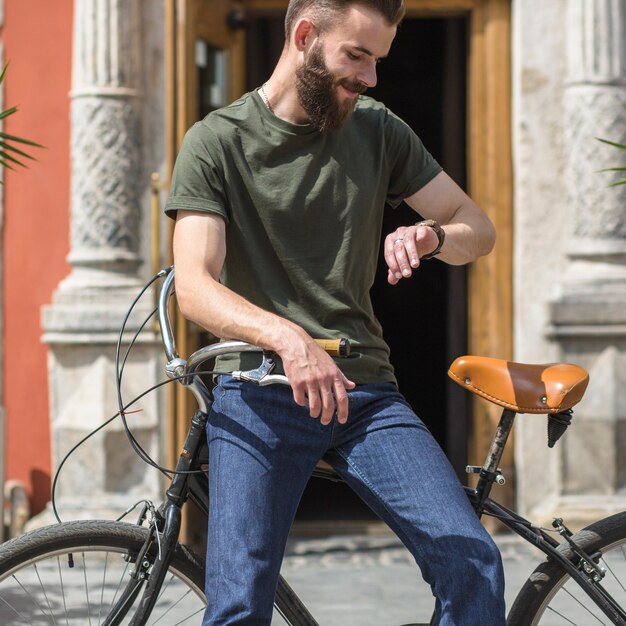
[295,42,364,132]
[295,5,397,132]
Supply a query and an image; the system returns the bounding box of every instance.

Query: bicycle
[0,264,624,625]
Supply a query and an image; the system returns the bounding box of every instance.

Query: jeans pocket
[211,376,228,409]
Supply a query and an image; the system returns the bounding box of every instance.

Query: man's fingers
[307,384,340,425]
[385,227,426,283]
[403,237,421,268]
[283,344,356,424]
[334,381,350,424]
[387,237,412,279]
[306,386,322,419]
[319,388,335,425]
[292,383,307,408]
[299,375,355,425]
[384,235,403,280]
[387,268,399,285]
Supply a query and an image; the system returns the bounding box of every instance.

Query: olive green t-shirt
[165,90,441,384]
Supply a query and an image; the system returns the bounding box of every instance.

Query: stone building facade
[40,0,168,520]
[3,0,625,528]
[514,0,626,524]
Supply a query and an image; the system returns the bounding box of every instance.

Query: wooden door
[166,0,513,525]
[165,0,246,470]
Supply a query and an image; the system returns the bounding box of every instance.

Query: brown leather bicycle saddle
[448,356,589,414]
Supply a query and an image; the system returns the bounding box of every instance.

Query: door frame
[165,0,513,507]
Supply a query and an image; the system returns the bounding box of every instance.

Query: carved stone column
[67,0,142,289]
[40,0,162,522]
[546,0,626,524]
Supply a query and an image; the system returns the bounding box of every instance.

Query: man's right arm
[172,210,355,423]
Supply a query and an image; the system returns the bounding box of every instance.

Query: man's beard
[295,44,367,132]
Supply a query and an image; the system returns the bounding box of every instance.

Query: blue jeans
[202,376,505,625]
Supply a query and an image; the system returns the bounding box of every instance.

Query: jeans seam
[209,415,223,611]
[334,447,422,560]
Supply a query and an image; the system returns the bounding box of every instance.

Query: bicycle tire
[507,511,626,625]
[0,519,206,625]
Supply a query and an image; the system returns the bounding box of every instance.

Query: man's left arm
[384,171,496,285]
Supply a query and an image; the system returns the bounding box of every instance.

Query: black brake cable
[115,304,164,468]
[50,367,217,524]
[51,374,173,524]
[114,271,164,468]
[51,270,214,523]
[114,269,213,476]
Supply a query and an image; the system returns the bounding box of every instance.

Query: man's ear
[293,18,316,51]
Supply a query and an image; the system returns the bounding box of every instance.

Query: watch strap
[416,219,445,259]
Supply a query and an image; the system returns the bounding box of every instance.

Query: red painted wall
[2,0,73,514]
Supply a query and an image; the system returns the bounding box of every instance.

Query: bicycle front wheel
[508,511,626,625]
[0,519,206,625]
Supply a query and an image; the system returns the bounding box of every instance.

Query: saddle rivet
[465,377,471,385]
[541,396,547,404]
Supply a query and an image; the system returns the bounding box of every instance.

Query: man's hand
[277,330,356,425]
[174,211,356,424]
[384,223,439,285]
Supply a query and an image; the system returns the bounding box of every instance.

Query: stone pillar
[40,0,162,522]
[546,0,626,524]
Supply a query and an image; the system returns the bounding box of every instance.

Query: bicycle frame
[482,497,626,625]
[465,407,626,626]
[112,266,626,626]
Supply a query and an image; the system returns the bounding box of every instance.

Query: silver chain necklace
[259,83,273,113]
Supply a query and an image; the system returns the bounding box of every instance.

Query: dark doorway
[368,17,470,480]
[244,16,470,524]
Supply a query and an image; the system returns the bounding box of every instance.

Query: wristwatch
[416,219,445,259]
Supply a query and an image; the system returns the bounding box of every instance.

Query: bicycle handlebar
[314,338,350,358]
[157,267,178,363]
[157,267,350,395]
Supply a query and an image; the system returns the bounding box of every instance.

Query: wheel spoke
[545,582,608,625]
[57,556,69,626]
[151,579,202,625]
[0,587,33,624]
[601,546,626,596]
[169,605,206,625]
[108,553,132,611]
[35,562,60,625]
[98,551,109,625]
[14,570,53,622]
[508,513,626,626]
[544,605,578,625]
[81,553,93,626]
[0,521,206,626]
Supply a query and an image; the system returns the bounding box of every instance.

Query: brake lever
[231,351,290,386]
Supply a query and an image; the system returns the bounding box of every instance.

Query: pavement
[0,523,600,625]
[276,532,543,626]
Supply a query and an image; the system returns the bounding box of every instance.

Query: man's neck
[262,61,311,125]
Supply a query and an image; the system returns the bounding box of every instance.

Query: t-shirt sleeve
[383,109,442,208]
[164,121,230,222]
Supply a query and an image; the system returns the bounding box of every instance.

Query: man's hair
[284,0,405,40]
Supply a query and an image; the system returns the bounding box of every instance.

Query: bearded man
[166,0,505,624]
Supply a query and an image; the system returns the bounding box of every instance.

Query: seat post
[473,408,516,511]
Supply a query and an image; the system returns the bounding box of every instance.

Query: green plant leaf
[596,137,626,151]
[0,140,37,160]
[0,63,45,175]
[0,150,27,168]
[0,132,44,148]
[600,167,626,173]
[0,106,19,121]
[0,143,40,163]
